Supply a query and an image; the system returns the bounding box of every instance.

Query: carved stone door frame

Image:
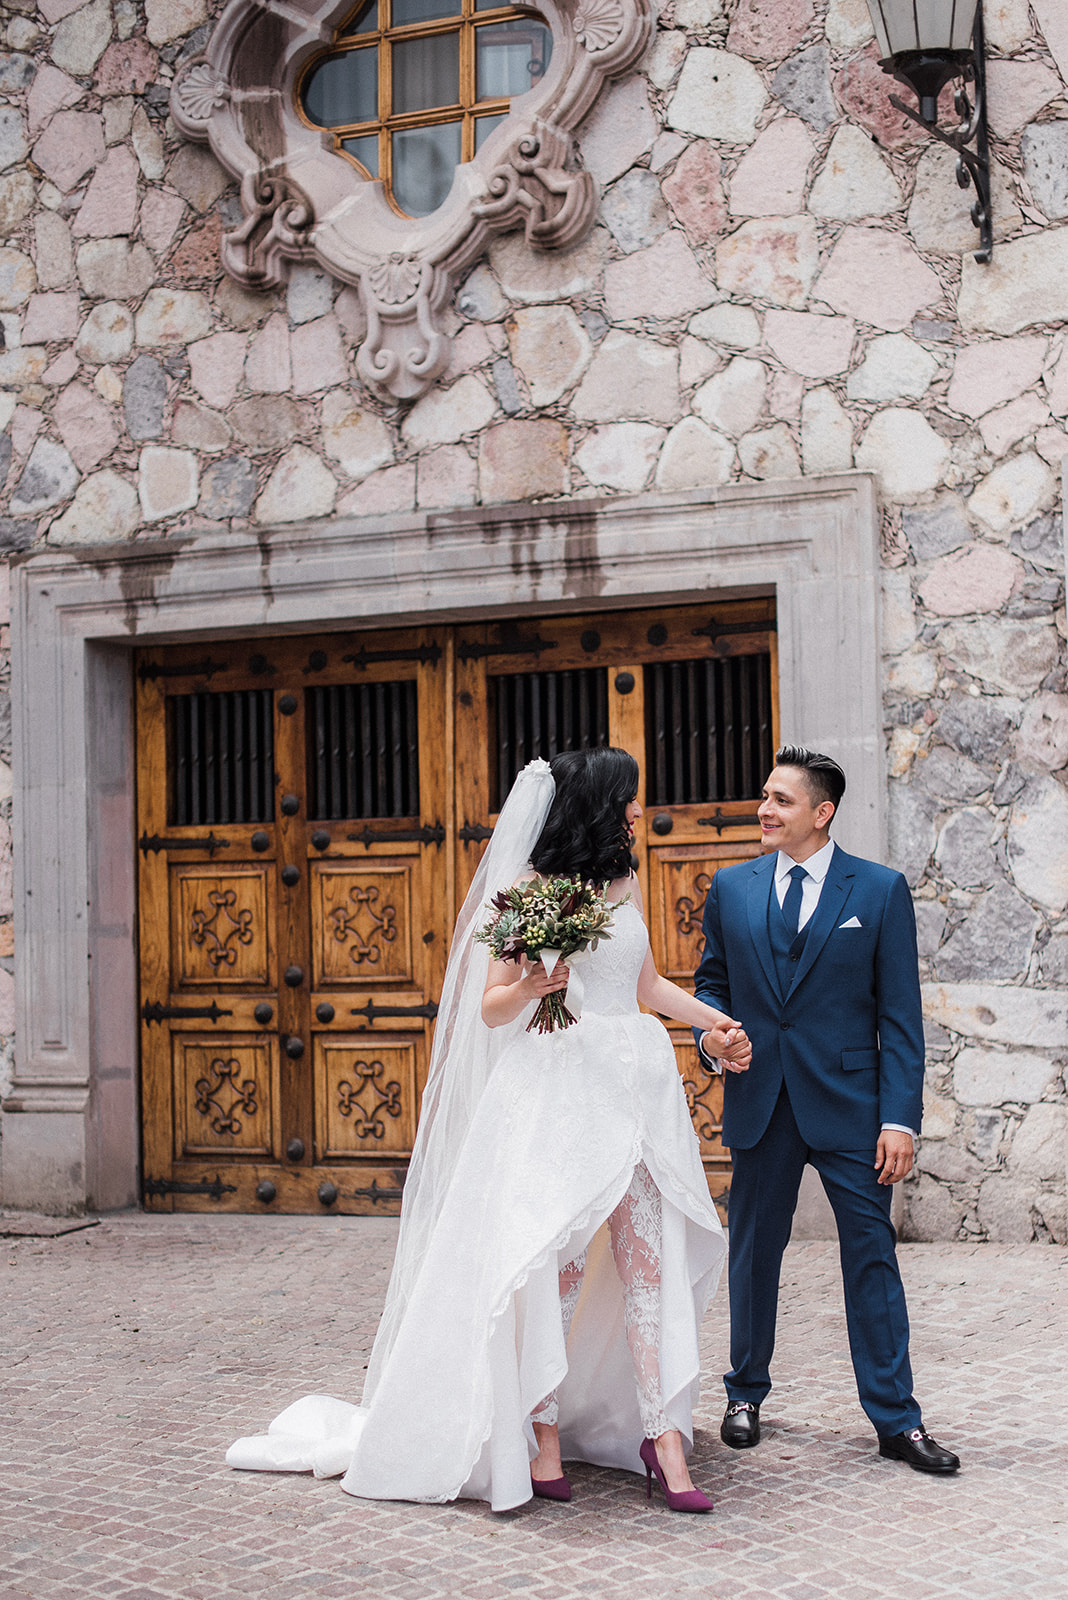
[3,475,883,1214]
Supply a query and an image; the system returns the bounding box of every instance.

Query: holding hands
[700,1021,752,1073]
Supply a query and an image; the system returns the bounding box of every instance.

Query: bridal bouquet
[476,876,625,1034]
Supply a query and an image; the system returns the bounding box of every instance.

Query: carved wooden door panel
[453,600,777,1212]
[138,602,776,1214]
[137,629,448,1213]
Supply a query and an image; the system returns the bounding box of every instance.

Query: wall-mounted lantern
[864,0,992,263]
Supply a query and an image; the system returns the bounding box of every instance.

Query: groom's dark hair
[775,745,846,818]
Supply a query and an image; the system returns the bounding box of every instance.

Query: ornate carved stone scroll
[170,0,651,401]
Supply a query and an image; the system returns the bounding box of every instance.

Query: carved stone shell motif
[572,0,624,51]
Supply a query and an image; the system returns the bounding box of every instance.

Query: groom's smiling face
[758,766,834,861]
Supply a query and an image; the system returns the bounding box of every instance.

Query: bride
[228,749,751,1512]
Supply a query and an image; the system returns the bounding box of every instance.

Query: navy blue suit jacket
[693,845,924,1153]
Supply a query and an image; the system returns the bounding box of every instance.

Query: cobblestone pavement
[2,1214,1066,1600]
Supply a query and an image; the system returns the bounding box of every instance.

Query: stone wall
[0,0,1065,1233]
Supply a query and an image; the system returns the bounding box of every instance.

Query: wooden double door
[137,599,777,1213]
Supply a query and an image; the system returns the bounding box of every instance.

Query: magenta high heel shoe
[639,1438,713,1513]
[531,1473,571,1502]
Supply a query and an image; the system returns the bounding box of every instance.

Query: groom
[693,746,959,1474]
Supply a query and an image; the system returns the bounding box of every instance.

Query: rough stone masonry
[0,0,1065,1238]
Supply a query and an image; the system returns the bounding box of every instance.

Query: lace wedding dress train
[227,903,726,1511]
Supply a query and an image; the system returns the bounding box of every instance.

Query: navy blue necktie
[782,863,807,936]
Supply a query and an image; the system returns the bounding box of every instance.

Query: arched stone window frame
[170,0,651,400]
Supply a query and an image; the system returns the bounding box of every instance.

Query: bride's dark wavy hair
[529,747,639,882]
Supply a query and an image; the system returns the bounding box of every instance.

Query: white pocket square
[839,916,863,929]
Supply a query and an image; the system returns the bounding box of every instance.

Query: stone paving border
[2,1214,1067,1599]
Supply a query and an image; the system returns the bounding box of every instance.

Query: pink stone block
[764,309,855,378]
[54,380,119,471]
[245,313,291,394]
[662,143,726,245]
[0,563,10,626]
[814,227,940,331]
[189,331,246,409]
[729,118,815,219]
[290,316,348,394]
[0,965,13,1034]
[986,60,1060,138]
[337,463,416,515]
[604,229,716,321]
[979,393,1051,457]
[22,292,80,345]
[26,63,83,137]
[37,0,85,22]
[32,110,105,193]
[716,216,819,311]
[728,0,814,62]
[833,46,952,150]
[94,37,158,95]
[71,146,139,238]
[43,349,79,386]
[416,445,478,509]
[918,544,1021,617]
[946,337,1046,420]
[140,189,186,255]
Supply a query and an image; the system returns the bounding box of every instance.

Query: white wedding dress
[227,902,726,1511]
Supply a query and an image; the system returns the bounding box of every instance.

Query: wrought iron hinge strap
[458,821,494,845]
[142,1000,233,1025]
[347,822,446,847]
[139,831,231,857]
[351,1178,406,1205]
[138,657,229,682]
[341,644,443,668]
[350,999,439,1022]
[457,633,557,662]
[697,810,762,834]
[142,1174,237,1200]
[692,619,778,645]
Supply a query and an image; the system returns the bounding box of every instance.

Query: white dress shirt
[700,839,916,1140]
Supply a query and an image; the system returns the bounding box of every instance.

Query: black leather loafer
[720,1400,761,1448]
[878,1427,960,1474]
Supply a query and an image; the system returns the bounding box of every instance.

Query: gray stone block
[0,515,36,550]
[936,694,1014,766]
[198,456,257,520]
[888,780,937,886]
[9,437,78,515]
[901,1173,961,1242]
[914,744,990,802]
[286,267,334,326]
[0,689,10,760]
[601,169,670,255]
[935,808,998,888]
[977,1174,1035,1242]
[902,498,970,560]
[0,431,10,493]
[914,898,947,957]
[1011,511,1063,572]
[1022,122,1068,221]
[123,354,168,441]
[918,1138,982,1183]
[0,53,35,93]
[934,879,1040,982]
[770,46,837,131]
[1008,1103,1067,1183]
[964,1109,1004,1165]
[1039,932,1068,984]
[492,357,524,417]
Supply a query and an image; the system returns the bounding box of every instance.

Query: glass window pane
[475,20,552,101]
[343,1,379,36]
[392,122,461,215]
[391,32,460,114]
[342,133,380,175]
[392,0,461,23]
[302,48,378,127]
[474,111,507,151]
